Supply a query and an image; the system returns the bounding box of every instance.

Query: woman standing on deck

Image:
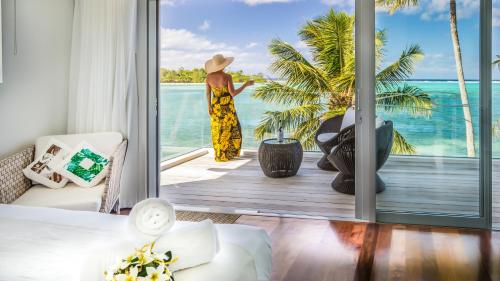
[205,54,254,162]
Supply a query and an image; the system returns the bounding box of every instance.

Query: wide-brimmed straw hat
[205,54,234,74]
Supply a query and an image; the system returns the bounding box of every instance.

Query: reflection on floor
[160,150,500,228]
[236,216,500,281]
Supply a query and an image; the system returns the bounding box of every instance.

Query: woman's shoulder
[207,72,231,82]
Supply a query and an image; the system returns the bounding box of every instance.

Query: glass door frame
[354,0,493,229]
[148,0,492,228]
[147,0,160,199]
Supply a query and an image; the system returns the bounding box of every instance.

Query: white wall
[0,0,74,158]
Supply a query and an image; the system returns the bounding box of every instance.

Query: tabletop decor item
[104,242,178,281]
[258,138,303,178]
[277,121,284,143]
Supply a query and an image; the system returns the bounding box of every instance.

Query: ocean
[160,82,500,160]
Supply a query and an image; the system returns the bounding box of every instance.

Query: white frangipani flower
[116,266,139,281]
[145,264,168,281]
[120,254,137,270]
[104,243,176,281]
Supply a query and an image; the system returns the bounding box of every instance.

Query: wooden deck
[160,150,500,228]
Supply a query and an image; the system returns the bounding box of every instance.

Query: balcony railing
[160,82,500,162]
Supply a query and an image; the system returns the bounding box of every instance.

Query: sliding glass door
[363,0,492,228]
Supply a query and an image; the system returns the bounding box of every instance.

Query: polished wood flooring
[235,216,500,281]
[161,150,500,228]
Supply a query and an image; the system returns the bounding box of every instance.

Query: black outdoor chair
[314,107,355,171]
[326,120,393,195]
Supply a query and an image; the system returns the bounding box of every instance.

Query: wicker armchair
[0,139,127,214]
[315,115,343,171]
[315,107,355,171]
[327,121,393,195]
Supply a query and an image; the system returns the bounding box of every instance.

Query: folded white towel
[128,198,176,241]
[155,219,220,272]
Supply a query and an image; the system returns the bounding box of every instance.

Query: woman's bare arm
[206,81,213,115]
[227,75,254,97]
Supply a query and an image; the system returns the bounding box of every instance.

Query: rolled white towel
[128,198,176,241]
[83,220,221,280]
[155,219,220,272]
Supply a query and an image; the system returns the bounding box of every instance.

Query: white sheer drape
[68,0,140,207]
[68,0,136,134]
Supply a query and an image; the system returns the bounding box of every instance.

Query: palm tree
[377,0,476,157]
[253,9,432,154]
[494,55,500,71]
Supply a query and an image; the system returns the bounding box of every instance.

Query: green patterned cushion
[59,142,110,187]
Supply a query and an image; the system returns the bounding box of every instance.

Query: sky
[160,0,500,80]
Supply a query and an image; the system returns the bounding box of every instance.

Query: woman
[205,54,254,162]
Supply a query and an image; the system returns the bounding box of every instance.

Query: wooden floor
[160,150,500,228]
[235,216,500,281]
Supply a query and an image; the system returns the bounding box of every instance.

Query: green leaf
[299,9,354,79]
[493,55,500,71]
[165,251,173,262]
[268,38,330,94]
[254,103,324,140]
[376,84,432,117]
[391,129,416,154]
[376,44,424,91]
[375,0,419,15]
[252,81,320,106]
[292,117,321,150]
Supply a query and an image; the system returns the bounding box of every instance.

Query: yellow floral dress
[210,86,242,162]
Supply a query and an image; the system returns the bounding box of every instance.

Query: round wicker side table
[258,138,303,178]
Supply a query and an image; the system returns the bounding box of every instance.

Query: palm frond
[375,30,387,71]
[321,108,347,120]
[376,85,432,117]
[376,0,419,14]
[331,58,356,99]
[493,55,500,71]
[299,9,354,79]
[252,81,320,107]
[268,39,330,94]
[376,44,424,91]
[493,117,500,138]
[292,117,322,150]
[254,103,324,140]
[391,129,416,154]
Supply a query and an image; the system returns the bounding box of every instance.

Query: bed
[0,204,272,281]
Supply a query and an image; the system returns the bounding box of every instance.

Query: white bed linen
[0,205,272,281]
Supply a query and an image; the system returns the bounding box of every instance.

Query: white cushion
[376,117,385,129]
[35,132,123,159]
[317,133,337,143]
[341,107,355,130]
[23,139,71,189]
[12,183,105,212]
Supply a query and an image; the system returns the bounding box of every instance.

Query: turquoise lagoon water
[160,82,500,160]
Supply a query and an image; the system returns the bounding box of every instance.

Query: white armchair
[0,132,127,213]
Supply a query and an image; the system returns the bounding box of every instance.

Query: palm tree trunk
[449,0,475,157]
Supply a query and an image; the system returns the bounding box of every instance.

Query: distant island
[160,68,267,83]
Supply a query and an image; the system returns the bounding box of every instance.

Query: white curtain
[68,0,140,207]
